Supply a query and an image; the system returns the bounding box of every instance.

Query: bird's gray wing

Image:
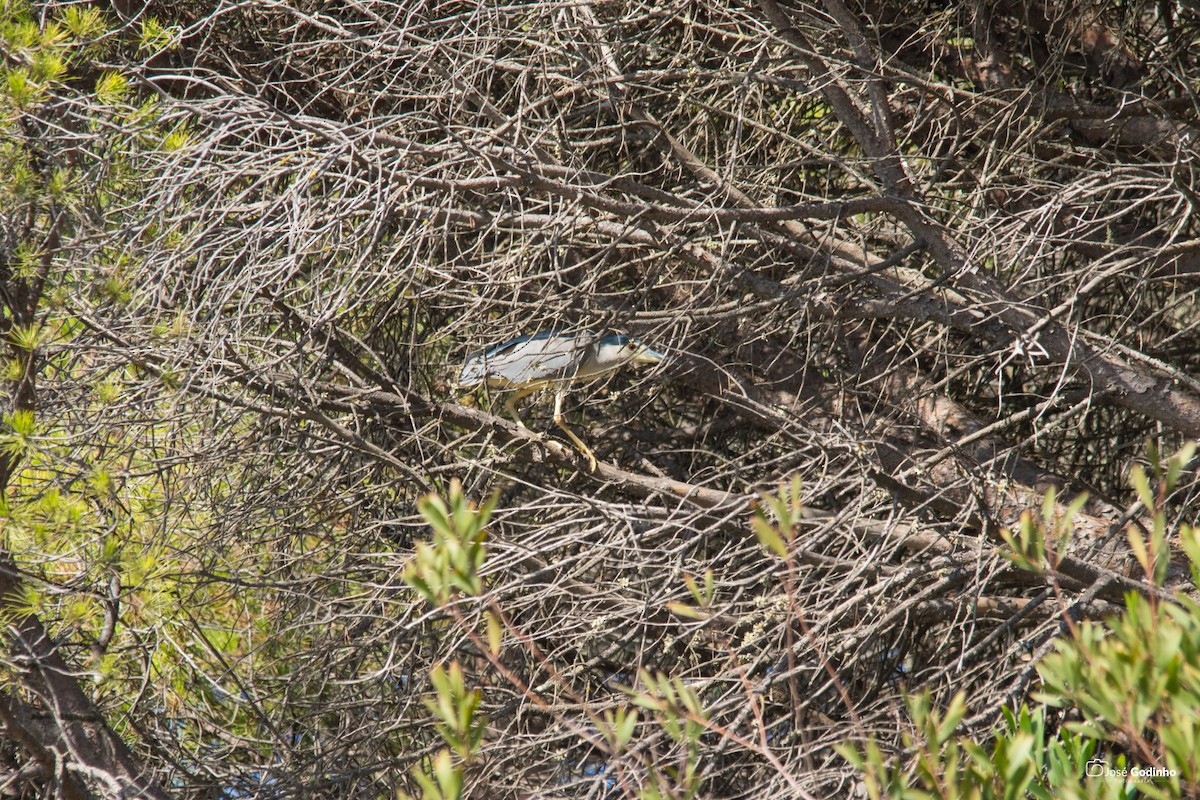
[457,357,488,387]
[458,330,588,386]
[459,333,540,386]
[489,335,588,384]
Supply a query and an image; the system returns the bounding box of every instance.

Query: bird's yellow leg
[504,386,541,430]
[553,389,598,472]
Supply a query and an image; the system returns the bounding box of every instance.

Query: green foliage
[59,6,107,40]
[94,71,128,105]
[404,749,463,800]
[0,1,288,775]
[1034,589,1200,795]
[1125,442,1194,587]
[424,661,487,762]
[751,475,804,559]
[6,323,42,352]
[0,0,183,326]
[629,670,708,800]
[843,444,1200,799]
[399,483,498,799]
[404,479,496,605]
[160,124,191,152]
[1000,487,1089,573]
[137,16,181,57]
[403,481,727,799]
[0,3,107,118]
[668,568,716,620]
[602,705,640,752]
[840,695,1101,800]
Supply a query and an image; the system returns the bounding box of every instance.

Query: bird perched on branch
[457,329,666,471]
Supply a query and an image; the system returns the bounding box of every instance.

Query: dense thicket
[2,0,1199,797]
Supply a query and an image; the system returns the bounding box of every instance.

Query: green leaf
[6,409,35,436]
[666,601,711,621]
[485,609,503,656]
[6,323,41,352]
[1131,464,1154,510]
[1041,486,1057,525]
[161,126,191,152]
[935,692,967,746]
[59,6,108,39]
[418,494,452,538]
[1179,525,1200,587]
[1002,733,1035,783]
[616,708,638,749]
[751,515,788,559]
[1126,524,1151,579]
[138,17,181,56]
[5,68,41,107]
[629,693,664,712]
[94,71,128,104]
[1167,441,1196,489]
[30,51,65,84]
[432,749,461,799]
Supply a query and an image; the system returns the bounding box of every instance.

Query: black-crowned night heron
[457,330,666,471]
